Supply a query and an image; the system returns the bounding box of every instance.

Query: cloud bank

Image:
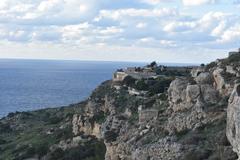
[0,0,239,63]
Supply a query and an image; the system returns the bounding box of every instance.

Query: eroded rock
[227,84,240,159]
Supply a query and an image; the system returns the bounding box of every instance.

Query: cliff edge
[1,52,240,160]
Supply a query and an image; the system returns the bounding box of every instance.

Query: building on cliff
[229,48,240,57]
[113,67,157,82]
[113,70,128,82]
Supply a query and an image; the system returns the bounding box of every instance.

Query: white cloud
[0,0,99,25]
[163,21,196,32]
[37,0,62,12]
[98,26,123,35]
[0,0,9,9]
[211,21,226,36]
[218,24,240,43]
[94,8,178,21]
[141,0,174,5]
[182,0,217,6]
[0,0,239,62]
[136,22,147,28]
[139,37,154,43]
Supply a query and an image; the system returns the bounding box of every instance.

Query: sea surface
[0,59,197,118]
[0,59,143,118]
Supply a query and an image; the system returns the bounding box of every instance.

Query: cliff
[1,53,240,160]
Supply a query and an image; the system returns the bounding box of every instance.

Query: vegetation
[223,53,240,64]
[47,139,105,160]
[93,111,107,124]
[122,75,136,87]
[147,77,173,95]
[0,103,106,160]
[90,80,115,103]
[135,79,149,91]
[205,61,217,70]
[128,112,139,124]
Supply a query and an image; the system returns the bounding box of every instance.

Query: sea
[0,59,197,118]
[0,59,143,118]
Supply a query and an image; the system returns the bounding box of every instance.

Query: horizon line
[0,57,200,66]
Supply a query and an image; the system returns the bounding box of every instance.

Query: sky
[0,0,240,63]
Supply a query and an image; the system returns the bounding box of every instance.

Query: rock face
[166,77,220,134]
[72,114,101,138]
[69,57,240,160]
[71,71,237,159]
[227,84,240,158]
[1,54,240,160]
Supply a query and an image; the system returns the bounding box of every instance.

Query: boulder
[212,68,233,96]
[191,67,205,78]
[72,114,101,138]
[195,72,212,84]
[226,84,240,159]
[226,65,237,75]
[200,84,219,104]
[186,85,200,103]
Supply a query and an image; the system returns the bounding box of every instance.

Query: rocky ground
[1,53,240,160]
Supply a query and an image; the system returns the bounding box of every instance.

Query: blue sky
[0,0,239,63]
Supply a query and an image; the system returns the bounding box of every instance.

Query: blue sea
[0,59,143,118]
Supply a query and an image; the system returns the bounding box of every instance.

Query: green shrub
[93,111,107,124]
[148,78,173,95]
[228,54,240,63]
[122,76,136,87]
[206,62,217,70]
[48,116,62,124]
[48,148,64,160]
[64,140,106,160]
[159,93,168,101]
[55,126,73,140]
[0,122,11,132]
[0,138,7,145]
[128,112,138,125]
[34,142,49,157]
[135,79,148,91]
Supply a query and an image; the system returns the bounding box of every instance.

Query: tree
[123,76,136,87]
[135,79,148,91]
[150,61,157,68]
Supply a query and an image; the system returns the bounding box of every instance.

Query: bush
[128,112,138,125]
[159,93,168,101]
[206,62,217,70]
[64,140,106,160]
[135,79,148,91]
[48,116,62,124]
[0,122,11,132]
[0,138,7,145]
[34,143,49,157]
[48,148,64,160]
[148,78,173,95]
[228,53,240,63]
[122,76,136,87]
[55,126,73,140]
[14,145,35,160]
[93,111,107,124]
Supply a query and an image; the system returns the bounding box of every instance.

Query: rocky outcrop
[72,114,101,138]
[132,137,184,160]
[213,68,230,96]
[227,84,240,158]
[195,72,213,84]
[166,77,220,134]
[68,55,240,160]
[191,66,205,78]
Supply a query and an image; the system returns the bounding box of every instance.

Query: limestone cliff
[227,84,240,159]
[1,52,240,160]
[71,53,240,160]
